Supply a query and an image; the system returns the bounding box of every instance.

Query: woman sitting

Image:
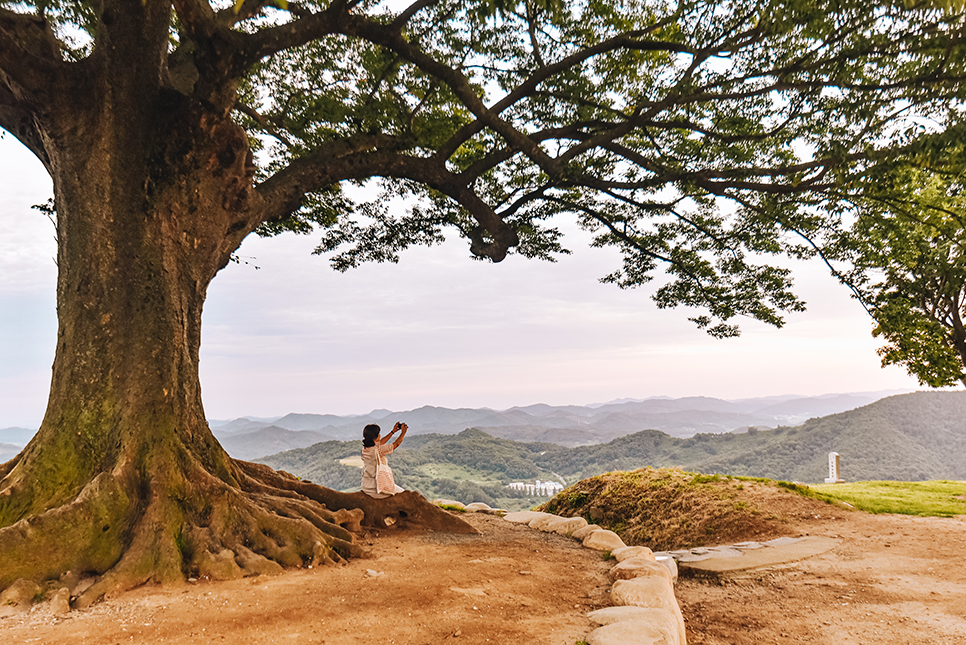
[361,421,407,498]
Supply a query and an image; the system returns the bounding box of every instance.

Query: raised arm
[390,422,408,449]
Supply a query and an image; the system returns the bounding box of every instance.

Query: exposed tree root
[235,461,480,534]
[0,449,476,609]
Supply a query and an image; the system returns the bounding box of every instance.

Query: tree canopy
[830,157,966,386]
[6,0,964,331]
[2,0,966,604]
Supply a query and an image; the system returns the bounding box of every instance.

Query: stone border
[434,503,686,645]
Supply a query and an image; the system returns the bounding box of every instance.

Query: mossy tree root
[234,461,480,535]
[0,449,367,608]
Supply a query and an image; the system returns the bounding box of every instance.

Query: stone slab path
[657,536,841,576]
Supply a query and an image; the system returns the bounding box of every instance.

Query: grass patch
[809,480,966,517]
[414,462,503,485]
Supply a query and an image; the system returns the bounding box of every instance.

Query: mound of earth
[539,467,844,550]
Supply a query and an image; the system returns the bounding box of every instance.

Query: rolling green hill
[256,391,966,506]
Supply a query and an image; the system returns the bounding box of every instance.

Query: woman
[361,421,407,498]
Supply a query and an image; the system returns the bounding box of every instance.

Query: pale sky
[0,134,926,429]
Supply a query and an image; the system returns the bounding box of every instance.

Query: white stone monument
[825,451,845,483]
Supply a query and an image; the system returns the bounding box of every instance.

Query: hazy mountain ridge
[203,390,905,458]
[217,426,339,461]
[254,392,966,505]
[0,427,38,447]
[0,443,20,462]
[0,390,913,462]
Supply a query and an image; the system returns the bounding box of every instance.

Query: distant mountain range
[4,391,963,509]
[206,390,906,459]
[0,390,912,463]
[256,391,966,509]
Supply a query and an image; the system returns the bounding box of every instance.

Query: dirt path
[2,509,965,645]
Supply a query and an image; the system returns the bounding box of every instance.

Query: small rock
[59,571,80,594]
[0,578,43,612]
[582,529,626,552]
[48,587,71,616]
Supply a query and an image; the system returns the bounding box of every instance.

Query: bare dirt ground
[0,513,614,645]
[676,510,966,645]
[2,506,965,645]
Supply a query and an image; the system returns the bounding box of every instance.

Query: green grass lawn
[808,480,966,516]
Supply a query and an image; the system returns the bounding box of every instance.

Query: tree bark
[0,81,473,607]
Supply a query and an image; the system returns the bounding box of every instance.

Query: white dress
[361,443,404,498]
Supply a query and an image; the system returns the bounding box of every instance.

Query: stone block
[529,514,562,530]
[586,619,679,645]
[503,510,552,524]
[550,516,588,536]
[432,499,466,510]
[464,502,493,512]
[610,557,674,584]
[571,524,602,540]
[655,555,678,582]
[610,577,685,645]
[582,529,627,552]
[612,545,655,562]
[587,606,678,629]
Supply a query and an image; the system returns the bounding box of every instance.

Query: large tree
[828,141,966,387]
[1,0,964,605]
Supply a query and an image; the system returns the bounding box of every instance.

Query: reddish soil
[1,507,965,645]
[677,510,966,645]
[0,513,613,645]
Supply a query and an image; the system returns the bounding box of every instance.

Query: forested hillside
[259,429,559,509]
[257,391,966,506]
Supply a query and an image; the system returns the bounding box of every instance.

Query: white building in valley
[507,480,564,496]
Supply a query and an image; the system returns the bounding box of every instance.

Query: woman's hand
[392,422,408,448]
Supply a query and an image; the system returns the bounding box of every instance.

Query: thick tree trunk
[0,90,472,607]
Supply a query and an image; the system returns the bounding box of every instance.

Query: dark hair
[362,424,381,447]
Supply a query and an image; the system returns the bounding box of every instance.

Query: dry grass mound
[539,468,849,551]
